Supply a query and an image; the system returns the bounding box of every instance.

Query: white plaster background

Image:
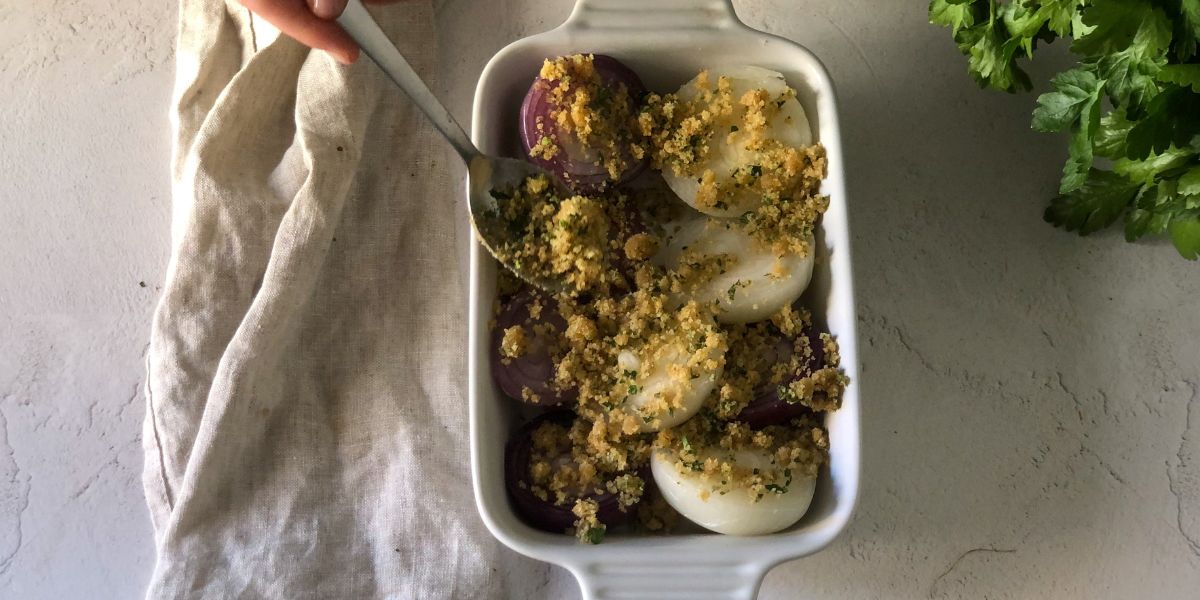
[1,0,1198,598]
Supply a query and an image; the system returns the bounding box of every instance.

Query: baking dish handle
[565,0,740,30]
[571,560,766,600]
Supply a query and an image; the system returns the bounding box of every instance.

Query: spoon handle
[337,0,479,163]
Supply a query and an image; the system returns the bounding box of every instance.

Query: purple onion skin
[520,54,649,194]
[737,324,827,429]
[611,201,648,280]
[505,411,637,533]
[490,290,578,407]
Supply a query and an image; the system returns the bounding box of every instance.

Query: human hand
[236,0,404,64]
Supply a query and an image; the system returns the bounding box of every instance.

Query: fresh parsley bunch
[931,0,1200,259]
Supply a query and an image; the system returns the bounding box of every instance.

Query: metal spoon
[337,0,565,293]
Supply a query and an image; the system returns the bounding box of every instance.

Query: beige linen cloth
[141,1,528,597]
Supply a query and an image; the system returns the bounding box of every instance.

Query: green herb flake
[584,526,606,545]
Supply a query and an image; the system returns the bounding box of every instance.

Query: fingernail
[307,0,338,20]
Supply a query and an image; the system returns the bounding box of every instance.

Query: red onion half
[520,54,649,194]
[490,290,577,406]
[737,323,827,429]
[609,199,649,280]
[505,411,638,533]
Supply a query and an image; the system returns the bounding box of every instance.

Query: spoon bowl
[338,0,567,293]
[466,155,569,293]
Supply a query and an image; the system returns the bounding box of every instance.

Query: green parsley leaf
[1125,184,1170,241]
[1060,71,1105,193]
[1070,8,1093,40]
[1126,86,1200,159]
[1093,1,1171,110]
[964,28,1032,91]
[1061,116,1099,193]
[1030,67,1107,193]
[955,4,1033,93]
[1098,47,1163,111]
[1168,212,1200,259]
[1157,64,1200,93]
[1126,178,1200,246]
[929,0,977,37]
[1041,0,1084,38]
[1176,0,1200,61]
[1032,68,1103,133]
[1000,2,1043,55]
[933,0,1200,257]
[1045,169,1140,234]
[1072,0,1172,58]
[1093,109,1133,159]
[1179,166,1200,196]
[1112,146,1192,184]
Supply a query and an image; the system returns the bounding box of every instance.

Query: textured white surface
[0,0,173,598]
[1,1,1198,599]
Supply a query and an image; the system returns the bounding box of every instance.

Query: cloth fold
[142,1,520,597]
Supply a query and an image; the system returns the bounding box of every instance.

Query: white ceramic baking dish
[467,1,860,598]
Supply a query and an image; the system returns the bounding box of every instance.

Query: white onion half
[662,66,813,217]
[650,448,816,535]
[618,318,723,433]
[655,217,814,324]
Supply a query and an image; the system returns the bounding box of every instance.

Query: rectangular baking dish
[467,1,860,598]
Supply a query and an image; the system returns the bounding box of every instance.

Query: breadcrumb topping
[484,174,616,294]
[622,232,660,261]
[498,63,849,542]
[656,416,829,501]
[572,499,606,544]
[537,54,647,182]
[500,325,528,360]
[639,73,830,256]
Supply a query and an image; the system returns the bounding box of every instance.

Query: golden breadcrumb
[497,64,849,541]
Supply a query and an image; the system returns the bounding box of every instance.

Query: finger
[237,0,360,64]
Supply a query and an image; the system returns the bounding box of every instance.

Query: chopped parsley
[584,526,606,544]
[726,280,748,302]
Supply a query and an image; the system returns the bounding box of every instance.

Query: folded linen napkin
[141,2,530,596]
